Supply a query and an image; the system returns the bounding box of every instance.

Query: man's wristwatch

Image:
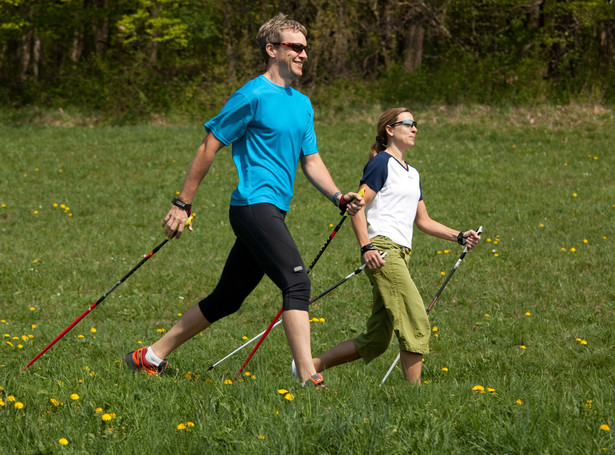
[457,231,466,245]
[172,198,192,215]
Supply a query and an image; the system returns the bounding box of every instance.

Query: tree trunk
[20,32,31,82]
[404,23,424,72]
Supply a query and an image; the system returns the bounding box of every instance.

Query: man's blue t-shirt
[205,75,319,211]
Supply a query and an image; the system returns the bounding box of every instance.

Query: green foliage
[1,0,615,117]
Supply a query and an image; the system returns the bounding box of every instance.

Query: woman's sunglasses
[389,119,418,128]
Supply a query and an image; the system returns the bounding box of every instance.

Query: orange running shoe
[125,346,168,375]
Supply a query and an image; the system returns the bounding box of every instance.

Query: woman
[307,107,480,384]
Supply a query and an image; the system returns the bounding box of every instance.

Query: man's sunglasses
[272,42,307,53]
[389,119,418,128]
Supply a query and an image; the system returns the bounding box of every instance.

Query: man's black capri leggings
[198,203,311,323]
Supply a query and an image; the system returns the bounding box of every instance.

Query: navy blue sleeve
[361,153,389,193]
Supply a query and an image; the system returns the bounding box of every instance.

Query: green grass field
[1,104,614,454]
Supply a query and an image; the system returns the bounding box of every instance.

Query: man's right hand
[162,205,192,239]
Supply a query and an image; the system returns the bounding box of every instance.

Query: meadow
[1,104,614,454]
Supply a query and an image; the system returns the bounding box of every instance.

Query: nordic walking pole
[207,189,365,372]
[379,226,483,386]
[22,214,195,372]
[307,188,365,273]
[231,252,387,381]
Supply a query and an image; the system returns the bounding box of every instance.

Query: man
[125,14,363,387]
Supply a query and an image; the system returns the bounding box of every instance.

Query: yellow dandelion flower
[442,367,449,372]
[14,402,24,409]
[581,340,587,345]
[440,271,446,275]
[0,399,4,406]
[516,399,523,405]
[58,438,69,445]
[5,341,12,347]
[77,334,84,338]
[187,422,195,428]
[176,423,186,430]
[363,417,370,423]
[484,313,490,317]
[319,317,325,322]
[561,247,566,251]
[585,400,592,409]
[284,393,294,401]
[17,344,23,349]
[444,249,450,254]
[494,253,499,257]
[70,393,79,400]
[487,388,496,393]
[90,328,96,333]
[329,224,333,228]
[573,193,577,197]
[95,407,103,413]
[525,312,531,316]
[8,395,15,402]
[157,328,166,333]
[520,345,527,350]
[244,371,251,376]
[53,203,58,207]
[539,223,544,228]
[472,385,485,392]
[259,434,265,439]
[242,336,248,340]
[432,327,438,332]
[570,248,576,252]
[583,239,588,244]
[29,307,35,311]
[102,413,112,421]
[224,379,233,385]
[600,424,610,431]
[277,389,289,395]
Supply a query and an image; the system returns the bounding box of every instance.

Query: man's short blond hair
[257,13,307,63]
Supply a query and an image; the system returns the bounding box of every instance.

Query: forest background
[1,0,615,123]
